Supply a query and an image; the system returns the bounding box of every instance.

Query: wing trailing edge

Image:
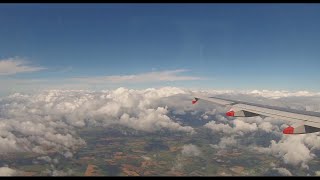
[192,94,320,134]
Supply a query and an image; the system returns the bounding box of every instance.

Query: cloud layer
[0,57,46,75]
[1,87,320,174]
[0,68,202,96]
[0,87,194,157]
[71,69,202,84]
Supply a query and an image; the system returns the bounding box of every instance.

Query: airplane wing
[192,94,320,134]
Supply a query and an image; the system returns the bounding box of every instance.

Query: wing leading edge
[192,94,320,134]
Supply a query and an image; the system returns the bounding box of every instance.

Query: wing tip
[192,98,199,104]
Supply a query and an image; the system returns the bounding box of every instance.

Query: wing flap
[234,103,320,128]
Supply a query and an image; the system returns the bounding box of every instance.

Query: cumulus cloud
[0,87,194,157]
[43,161,73,176]
[1,86,320,172]
[258,122,274,133]
[181,144,201,157]
[0,167,18,176]
[204,121,233,135]
[0,57,46,75]
[172,143,202,171]
[50,169,73,176]
[37,156,52,163]
[204,119,258,136]
[201,114,209,120]
[233,119,258,135]
[210,136,237,149]
[255,134,320,169]
[272,167,292,176]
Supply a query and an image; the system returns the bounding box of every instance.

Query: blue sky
[1,3,320,95]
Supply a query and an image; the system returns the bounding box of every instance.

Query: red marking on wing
[283,126,294,134]
[226,111,235,117]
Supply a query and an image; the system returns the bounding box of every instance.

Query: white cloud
[0,87,194,156]
[0,69,202,96]
[233,119,258,135]
[273,167,292,176]
[204,119,257,136]
[71,69,202,84]
[37,156,52,163]
[198,89,320,99]
[255,134,320,169]
[212,136,237,149]
[0,167,17,176]
[172,144,202,171]
[258,122,274,133]
[204,121,234,134]
[202,114,209,119]
[1,86,320,172]
[181,144,201,157]
[0,57,46,75]
[248,89,320,99]
[50,169,73,176]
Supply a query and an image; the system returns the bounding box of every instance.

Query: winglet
[192,98,199,104]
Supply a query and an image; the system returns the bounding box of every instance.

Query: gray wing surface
[193,95,320,129]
